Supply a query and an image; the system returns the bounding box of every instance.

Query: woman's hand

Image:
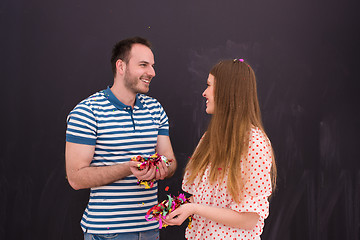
[163,203,196,226]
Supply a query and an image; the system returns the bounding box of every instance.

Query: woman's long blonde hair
[185,59,276,203]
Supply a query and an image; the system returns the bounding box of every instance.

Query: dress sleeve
[229,128,273,219]
[66,102,97,145]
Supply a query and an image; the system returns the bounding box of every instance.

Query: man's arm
[155,135,177,179]
[65,142,151,190]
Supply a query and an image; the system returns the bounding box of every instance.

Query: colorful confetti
[138,179,155,189]
[145,194,191,229]
[131,153,173,189]
[131,153,172,170]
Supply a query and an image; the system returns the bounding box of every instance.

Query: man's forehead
[129,44,154,61]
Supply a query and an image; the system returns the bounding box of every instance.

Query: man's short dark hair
[111,37,152,77]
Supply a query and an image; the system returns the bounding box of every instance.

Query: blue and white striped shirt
[66,87,169,234]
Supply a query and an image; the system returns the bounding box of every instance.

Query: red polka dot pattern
[182,128,272,240]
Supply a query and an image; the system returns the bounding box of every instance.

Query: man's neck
[110,82,136,108]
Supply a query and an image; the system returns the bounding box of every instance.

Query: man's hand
[155,159,169,180]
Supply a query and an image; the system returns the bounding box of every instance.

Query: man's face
[123,44,155,94]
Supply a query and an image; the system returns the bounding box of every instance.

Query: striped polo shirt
[66,86,169,234]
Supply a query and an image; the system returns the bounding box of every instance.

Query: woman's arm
[163,203,259,230]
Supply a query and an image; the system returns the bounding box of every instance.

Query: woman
[163,59,277,239]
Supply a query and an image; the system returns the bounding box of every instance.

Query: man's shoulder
[138,94,161,107]
[77,90,106,106]
[68,90,107,116]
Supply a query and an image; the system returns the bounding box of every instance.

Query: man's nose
[148,66,155,77]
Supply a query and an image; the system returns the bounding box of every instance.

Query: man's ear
[116,59,126,75]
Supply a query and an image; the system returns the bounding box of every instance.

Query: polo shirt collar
[105,86,144,110]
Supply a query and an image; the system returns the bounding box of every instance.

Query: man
[65,37,177,240]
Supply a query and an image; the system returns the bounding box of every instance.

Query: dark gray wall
[1,0,359,239]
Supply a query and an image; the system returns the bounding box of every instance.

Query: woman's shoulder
[249,126,271,145]
[250,126,264,136]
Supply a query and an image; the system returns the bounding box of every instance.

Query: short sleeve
[66,102,97,145]
[229,128,273,219]
[157,103,169,136]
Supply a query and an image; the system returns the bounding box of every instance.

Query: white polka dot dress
[182,128,273,240]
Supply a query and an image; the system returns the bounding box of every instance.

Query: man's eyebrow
[140,60,155,67]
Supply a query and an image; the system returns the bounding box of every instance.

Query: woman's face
[202,74,215,114]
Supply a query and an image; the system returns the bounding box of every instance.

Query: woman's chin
[205,108,214,115]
